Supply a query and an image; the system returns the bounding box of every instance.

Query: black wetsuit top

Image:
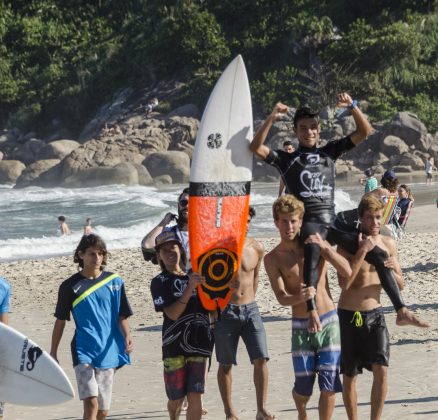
[265,136,355,223]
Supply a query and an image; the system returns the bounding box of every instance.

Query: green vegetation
[1,0,438,133]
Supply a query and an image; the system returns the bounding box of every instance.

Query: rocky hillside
[0,89,437,188]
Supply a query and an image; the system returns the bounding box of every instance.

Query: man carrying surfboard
[214,207,274,420]
[250,93,428,332]
[264,194,352,420]
[0,276,11,420]
[50,234,134,420]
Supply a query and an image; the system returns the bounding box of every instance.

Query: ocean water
[0,182,361,263]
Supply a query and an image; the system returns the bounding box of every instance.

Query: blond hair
[272,194,305,220]
[358,194,385,217]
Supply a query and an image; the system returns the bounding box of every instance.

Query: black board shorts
[338,307,390,376]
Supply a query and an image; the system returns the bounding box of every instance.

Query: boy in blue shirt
[50,234,133,420]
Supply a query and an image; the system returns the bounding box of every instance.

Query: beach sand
[1,204,437,419]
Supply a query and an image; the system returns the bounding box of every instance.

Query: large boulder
[144,151,190,183]
[0,160,26,183]
[380,135,409,157]
[36,139,80,160]
[15,159,61,188]
[384,112,430,151]
[10,138,46,165]
[167,104,201,119]
[63,162,143,187]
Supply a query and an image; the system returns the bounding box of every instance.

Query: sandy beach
[1,203,437,420]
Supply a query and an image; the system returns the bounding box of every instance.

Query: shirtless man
[264,195,352,420]
[58,215,71,236]
[214,207,274,420]
[337,194,424,420]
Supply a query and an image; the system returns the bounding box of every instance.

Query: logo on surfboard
[207,133,222,149]
[20,339,43,372]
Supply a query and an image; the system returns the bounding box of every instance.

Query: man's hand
[188,271,206,292]
[299,283,316,303]
[336,92,353,108]
[357,232,377,253]
[308,309,322,333]
[229,276,240,289]
[160,212,176,226]
[270,102,289,121]
[384,256,397,270]
[125,335,134,354]
[304,233,326,250]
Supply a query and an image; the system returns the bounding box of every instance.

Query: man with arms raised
[264,195,352,420]
[251,94,426,331]
[337,195,404,420]
[214,206,274,420]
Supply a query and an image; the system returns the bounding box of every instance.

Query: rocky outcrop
[36,140,80,161]
[144,151,190,183]
[0,160,26,183]
[15,159,61,188]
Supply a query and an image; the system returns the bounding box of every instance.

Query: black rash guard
[264,136,405,313]
[265,136,355,223]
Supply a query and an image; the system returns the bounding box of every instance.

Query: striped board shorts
[291,309,342,396]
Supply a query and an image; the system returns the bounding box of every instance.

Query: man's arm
[141,213,175,249]
[278,178,285,196]
[119,317,134,354]
[264,254,315,307]
[162,272,205,321]
[336,92,373,145]
[249,102,288,160]
[252,241,265,295]
[382,236,404,289]
[50,319,66,363]
[0,313,8,324]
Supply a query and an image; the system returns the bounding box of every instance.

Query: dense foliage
[1,0,438,134]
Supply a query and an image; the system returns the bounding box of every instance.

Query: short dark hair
[74,234,108,269]
[178,187,189,203]
[293,106,319,128]
[283,140,293,147]
[58,215,66,222]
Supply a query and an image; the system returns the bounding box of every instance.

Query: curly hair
[272,194,305,220]
[73,234,108,269]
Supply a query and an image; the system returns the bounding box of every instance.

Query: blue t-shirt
[54,271,133,369]
[0,277,11,314]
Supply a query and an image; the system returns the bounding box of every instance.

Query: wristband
[350,99,358,109]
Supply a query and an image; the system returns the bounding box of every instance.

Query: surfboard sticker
[189,55,253,311]
[0,323,75,406]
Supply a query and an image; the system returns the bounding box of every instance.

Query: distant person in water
[84,218,93,236]
[425,156,434,185]
[58,216,71,236]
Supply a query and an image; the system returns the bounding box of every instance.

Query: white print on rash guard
[300,154,333,199]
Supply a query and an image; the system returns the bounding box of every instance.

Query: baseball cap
[155,230,182,250]
[383,169,397,181]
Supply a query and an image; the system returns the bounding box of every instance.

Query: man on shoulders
[337,194,405,420]
[214,207,274,420]
[264,195,352,420]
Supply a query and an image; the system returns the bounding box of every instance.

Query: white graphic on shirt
[108,284,121,292]
[173,279,187,297]
[300,170,332,198]
[73,285,81,294]
[154,296,164,306]
[307,154,320,165]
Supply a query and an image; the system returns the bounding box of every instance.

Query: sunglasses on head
[179,198,189,207]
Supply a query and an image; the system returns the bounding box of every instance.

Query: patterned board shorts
[74,364,116,411]
[291,310,343,397]
[163,356,207,401]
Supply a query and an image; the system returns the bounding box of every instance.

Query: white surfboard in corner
[0,322,75,406]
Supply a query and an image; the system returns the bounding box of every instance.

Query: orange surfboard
[189,56,253,311]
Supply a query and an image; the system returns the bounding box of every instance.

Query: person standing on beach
[0,276,11,420]
[50,234,134,420]
[425,156,434,185]
[83,218,93,235]
[250,93,425,331]
[278,140,295,196]
[359,168,378,193]
[142,188,190,266]
[150,230,213,420]
[214,207,274,420]
[58,215,71,236]
[264,194,352,420]
[337,194,406,420]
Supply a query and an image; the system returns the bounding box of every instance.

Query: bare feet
[256,409,275,419]
[396,307,430,328]
[226,414,239,420]
[307,309,322,333]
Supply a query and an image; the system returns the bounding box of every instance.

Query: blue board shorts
[214,301,269,365]
[291,310,342,397]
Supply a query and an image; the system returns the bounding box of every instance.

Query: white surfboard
[0,322,75,406]
[189,55,253,310]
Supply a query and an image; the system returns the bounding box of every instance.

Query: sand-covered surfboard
[0,322,75,406]
[189,55,253,311]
